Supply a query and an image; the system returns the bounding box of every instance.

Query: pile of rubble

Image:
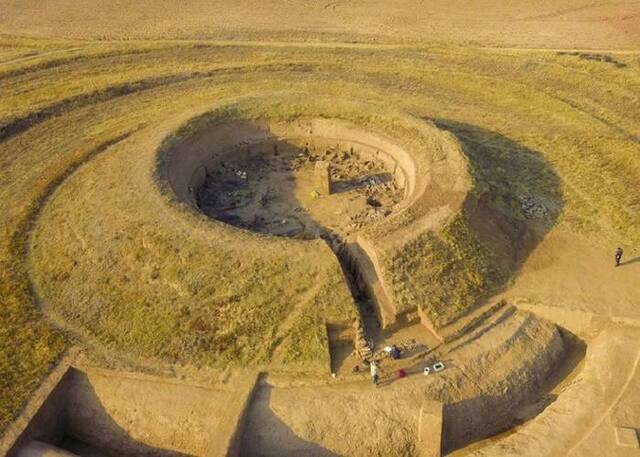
[353,318,372,361]
[518,194,548,219]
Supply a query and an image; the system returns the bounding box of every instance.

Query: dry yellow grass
[0,32,639,435]
[1,0,639,49]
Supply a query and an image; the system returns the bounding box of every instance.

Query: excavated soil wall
[8,368,259,457]
[442,322,569,451]
[160,118,418,212]
[342,237,416,331]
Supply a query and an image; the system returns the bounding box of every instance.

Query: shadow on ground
[620,256,640,267]
[9,369,189,457]
[239,384,340,457]
[434,119,564,304]
[441,327,586,452]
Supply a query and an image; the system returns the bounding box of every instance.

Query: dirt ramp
[440,310,569,452]
[237,308,572,457]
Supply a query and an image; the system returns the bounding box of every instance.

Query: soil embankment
[8,367,260,457]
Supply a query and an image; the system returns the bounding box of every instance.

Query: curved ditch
[0,63,315,144]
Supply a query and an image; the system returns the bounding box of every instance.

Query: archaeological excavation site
[1,4,639,456]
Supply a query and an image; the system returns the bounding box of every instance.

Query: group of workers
[350,344,404,386]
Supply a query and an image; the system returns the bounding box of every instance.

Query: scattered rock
[518,194,548,218]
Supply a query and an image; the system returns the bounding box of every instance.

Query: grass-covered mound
[382,212,504,327]
[30,98,400,372]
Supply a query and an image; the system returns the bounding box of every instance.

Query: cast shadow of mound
[239,385,340,457]
[433,119,564,306]
[166,117,564,337]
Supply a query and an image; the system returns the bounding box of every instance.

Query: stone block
[314,160,331,195]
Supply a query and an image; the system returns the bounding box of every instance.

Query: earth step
[444,304,519,354]
[437,300,510,344]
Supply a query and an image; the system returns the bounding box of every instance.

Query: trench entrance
[324,233,383,365]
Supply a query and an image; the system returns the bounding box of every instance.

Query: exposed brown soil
[238,305,571,456]
[8,367,259,457]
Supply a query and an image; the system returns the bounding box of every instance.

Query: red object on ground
[398,368,407,378]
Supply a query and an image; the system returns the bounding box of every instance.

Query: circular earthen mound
[29,94,470,369]
[27,96,570,455]
[5,38,630,457]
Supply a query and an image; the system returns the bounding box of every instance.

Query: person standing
[615,247,624,267]
[370,360,380,386]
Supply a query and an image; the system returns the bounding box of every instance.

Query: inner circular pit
[162,117,417,239]
[198,139,405,238]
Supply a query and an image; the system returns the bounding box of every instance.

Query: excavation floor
[197,141,402,238]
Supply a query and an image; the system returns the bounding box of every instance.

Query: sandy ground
[464,226,640,456]
[500,231,640,323]
[235,222,640,457]
[0,0,639,49]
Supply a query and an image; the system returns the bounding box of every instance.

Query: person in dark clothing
[615,247,624,267]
